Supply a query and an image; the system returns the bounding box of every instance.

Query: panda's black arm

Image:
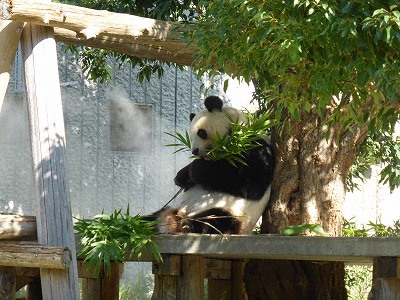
[189,141,275,200]
[174,164,195,191]
[188,158,244,192]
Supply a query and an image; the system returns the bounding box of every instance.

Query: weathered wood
[178,256,204,300]
[0,214,37,241]
[151,235,400,263]
[368,278,400,300]
[1,0,195,66]
[231,260,247,300]
[81,278,101,300]
[205,259,247,300]
[80,262,121,300]
[101,262,122,300]
[152,255,181,276]
[53,27,194,66]
[0,243,71,269]
[373,257,400,280]
[0,20,23,110]
[152,255,181,300]
[369,257,400,300]
[0,267,16,300]
[15,267,39,291]
[206,259,232,300]
[20,19,79,299]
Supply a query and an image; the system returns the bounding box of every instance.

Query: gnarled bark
[244,111,365,299]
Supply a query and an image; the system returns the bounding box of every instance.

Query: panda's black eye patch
[197,129,208,140]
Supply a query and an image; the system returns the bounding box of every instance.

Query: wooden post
[152,255,181,299]
[206,259,232,300]
[369,257,400,300]
[0,20,23,110]
[79,261,122,300]
[20,20,79,299]
[178,256,204,300]
[27,277,42,300]
[0,267,16,300]
[205,259,248,300]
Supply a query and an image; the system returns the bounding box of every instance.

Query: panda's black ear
[190,113,196,121]
[204,96,223,112]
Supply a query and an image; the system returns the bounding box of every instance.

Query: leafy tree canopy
[185,0,400,190]
[63,0,400,190]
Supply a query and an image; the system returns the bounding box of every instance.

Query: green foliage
[342,217,400,237]
[74,207,161,276]
[343,218,400,300]
[183,0,400,191]
[281,224,328,236]
[348,132,400,191]
[165,131,192,154]
[345,265,372,300]
[63,45,175,83]
[187,0,400,138]
[60,0,196,82]
[166,110,275,166]
[119,273,154,300]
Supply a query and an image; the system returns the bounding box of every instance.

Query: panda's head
[189,96,245,158]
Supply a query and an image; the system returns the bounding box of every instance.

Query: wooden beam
[53,27,194,66]
[0,243,71,269]
[0,214,37,241]
[0,20,23,110]
[20,20,79,299]
[1,0,195,66]
[149,235,400,263]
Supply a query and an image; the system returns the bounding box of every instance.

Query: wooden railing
[1,214,400,299]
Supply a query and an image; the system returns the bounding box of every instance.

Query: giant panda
[155,96,275,234]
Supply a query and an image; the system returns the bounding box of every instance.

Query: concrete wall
[1,46,239,219]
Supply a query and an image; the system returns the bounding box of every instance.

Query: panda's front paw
[175,165,195,190]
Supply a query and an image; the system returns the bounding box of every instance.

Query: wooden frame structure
[1,0,400,299]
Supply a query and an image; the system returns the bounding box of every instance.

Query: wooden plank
[1,0,195,66]
[0,243,71,269]
[149,235,400,263]
[20,19,79,299]
[206,259,232,300]
[0,20,23,109]
[152,255,181,300]
[0,267,16,300]
[101,262,121,300]
[0,214,37,241]
[373,257,400,280]
[231,260,247,300]
[81,278,102,300]
[177,256,204,300]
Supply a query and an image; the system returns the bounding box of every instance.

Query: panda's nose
[192,148,199,156]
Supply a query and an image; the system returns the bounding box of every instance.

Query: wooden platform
[118,234,400,263]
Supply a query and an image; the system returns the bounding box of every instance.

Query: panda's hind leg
[183,208,241,234]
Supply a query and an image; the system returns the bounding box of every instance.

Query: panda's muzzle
[192,148,200,156]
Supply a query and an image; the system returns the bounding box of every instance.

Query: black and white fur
[155,96,275,234]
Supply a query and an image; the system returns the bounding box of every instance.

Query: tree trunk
[244,111,364,299]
